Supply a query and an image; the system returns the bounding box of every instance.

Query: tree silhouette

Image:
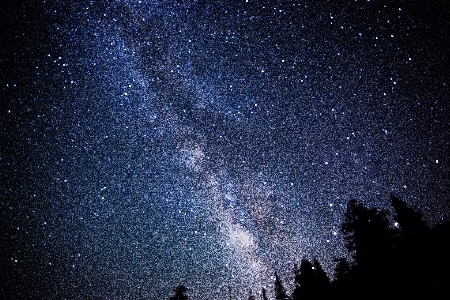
[313,259,332,299]
[292,259,331,300]
[292,260,313,300]
[262,287,269,300]
[333,258,350,280]
[332,257,351,296]
[340,199,397,299]
[391,194,428,236]
[430,219,450,299]
[165,195,450,300]
[342,199,394,264]
[333,195,450,299]
[169,284,188,300]
[390,195,430,298]
[274,272,289,300]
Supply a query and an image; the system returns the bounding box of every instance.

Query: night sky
[1,0,449,299]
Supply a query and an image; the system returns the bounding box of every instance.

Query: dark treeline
[169,195,450,300]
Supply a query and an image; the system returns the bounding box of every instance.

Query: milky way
[1,1,449,299]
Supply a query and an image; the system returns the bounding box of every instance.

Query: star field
[1,0,449,299]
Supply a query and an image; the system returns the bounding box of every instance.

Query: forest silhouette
[169,195,450,300]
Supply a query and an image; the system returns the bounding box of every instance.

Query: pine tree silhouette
[292,259,331,300]
[430,219,450,299]
[169,284,188,300]
[391,195,428,236]
[332,257,351,295]
[165,195,450,300]
[341,199,396,299]
[342,199,393,264]
[262,287,269,300]
[335,195,450,299]
[274,272,289,300]
[312,259,332,299]
[292,260,313,300]
[390,195,430,298]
